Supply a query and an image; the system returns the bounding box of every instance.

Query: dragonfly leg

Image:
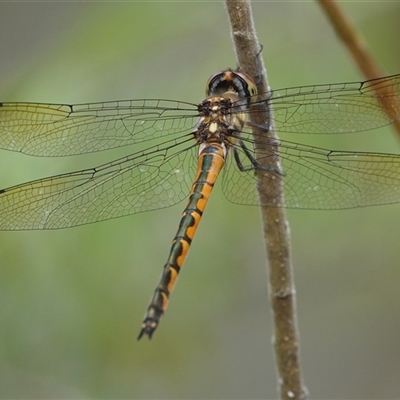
[233,142,284,176]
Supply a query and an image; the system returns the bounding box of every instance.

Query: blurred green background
[1,1,400,399]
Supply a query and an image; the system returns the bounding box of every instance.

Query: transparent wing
[253,74,400,134]
[2,75,399,158]
[222,136,400,209]
[0,100,198,156]
[0,136,197,229]
[1,73,400,229]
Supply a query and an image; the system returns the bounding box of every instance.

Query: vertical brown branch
[318,0,400,136]
[224,1,308,399]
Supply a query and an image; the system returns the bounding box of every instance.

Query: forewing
[252,74,400,134]
[0,100,198,156]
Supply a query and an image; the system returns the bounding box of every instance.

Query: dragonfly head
[206,70,257,105]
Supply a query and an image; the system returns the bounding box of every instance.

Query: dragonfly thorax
[196,95,246,148]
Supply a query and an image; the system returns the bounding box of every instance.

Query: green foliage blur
[0,2,400,398]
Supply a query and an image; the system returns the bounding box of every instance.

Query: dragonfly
[0,70,400,339]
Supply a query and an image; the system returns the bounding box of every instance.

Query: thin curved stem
[224,1,308,399]
[318,0,400,136]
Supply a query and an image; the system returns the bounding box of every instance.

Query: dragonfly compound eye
[206,70,258,100]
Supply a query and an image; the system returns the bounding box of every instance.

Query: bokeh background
[1,1,400,399]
